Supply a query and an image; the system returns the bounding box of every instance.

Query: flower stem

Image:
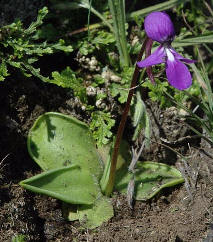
[104,36,149,196]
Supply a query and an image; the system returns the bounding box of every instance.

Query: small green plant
[0,7,73,83]
[142,78,200,108]
[20,112,183,228]
[142,78,172,108]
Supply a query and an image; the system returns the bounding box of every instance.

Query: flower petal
[166,58,192,90]
[137,46,165,68]
[144,12,175,43]
[170,48,195,63]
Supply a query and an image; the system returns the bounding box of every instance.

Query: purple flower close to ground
[137,11,195,90]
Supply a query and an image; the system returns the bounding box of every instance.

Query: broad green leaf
[20,165,100,205]
[63,196,114,229]
[27,112,103,179]
[115,161,184,200]
[99,142,183,200]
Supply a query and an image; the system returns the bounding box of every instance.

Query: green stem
[119,0,132,66]
[108,0,124,63]
[108,0,131,67]
[87,0,92,40]
[89,5,114,32]
[103,37,149,196]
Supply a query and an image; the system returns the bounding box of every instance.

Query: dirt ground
[0,71,213,242]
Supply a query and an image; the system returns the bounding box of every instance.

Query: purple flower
[137,11,195,90]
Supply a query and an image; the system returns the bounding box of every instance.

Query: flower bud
[144,12,175,43]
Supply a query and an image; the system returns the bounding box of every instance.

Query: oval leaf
[115,161,184,200]
[20,165,100,205]
[27,112,103,179]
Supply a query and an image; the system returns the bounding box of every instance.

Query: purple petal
[144,12,175,43]
[166,58,192,90]
[170,48,196,63]
[137,46,165,68]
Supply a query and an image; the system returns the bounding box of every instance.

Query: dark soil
[0,73,213,242]
[0,0,47,27]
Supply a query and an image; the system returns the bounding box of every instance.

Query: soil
[0,70,213,242]
[0,2,213,242]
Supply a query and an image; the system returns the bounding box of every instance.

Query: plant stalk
[108,0,131,67]
[104,37,149,196]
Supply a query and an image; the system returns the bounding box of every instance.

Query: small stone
[86,86,96,96]
[110,75,121,82]
[179,108,188,117]
[131,36,139,46]
[81,105,86,111]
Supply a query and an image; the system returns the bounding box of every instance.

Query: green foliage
[21,165,101,204]
[35,23,59,41]
[0,61,9,81]
[99,141,184,199]
[92,30,115,45]
[108,0,131,67]
[11,235,26,242]
[27,112,103,177]
[90,111,115,146]
[115,161,184,200]
[53,0,113,32]
[21,112,183,228]
[132,91,150,146]
[142,74,200,109]
[142,78,172,108]
[76,29,115,56]
[0,7,73,82]
[51,67,87,103]
[64,196,113,229]
[110,67,134,103]
[21,112,113,228]
[110,83,128,103]
[92,74,105,87]
[77,40,96,56]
